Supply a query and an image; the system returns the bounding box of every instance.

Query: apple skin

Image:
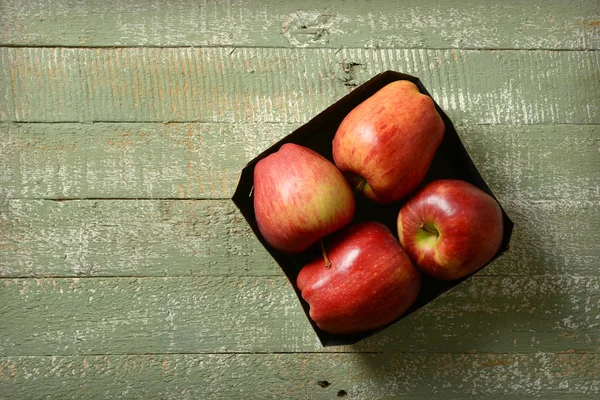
[397,179,504,280]
[332,80,445,204]
[253,143,355,254]
[296,221,421,335]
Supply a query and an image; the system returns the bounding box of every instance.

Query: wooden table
[1,1,598,399]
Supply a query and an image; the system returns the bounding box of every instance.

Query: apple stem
[320,240,331,269]
[419,222,439,237]
[355,178,367,193]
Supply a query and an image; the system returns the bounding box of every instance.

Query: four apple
[252,80,505,336]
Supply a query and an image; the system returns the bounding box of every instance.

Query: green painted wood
[1,0,599,50]
[0,353,597,399]
[1,199,598,278]
[1,123,598,201]
[0,50,13,121]
[0,276,598,356]
[1,47,598,124]
[0,199,278,278]
[1,1,598,399]
[0,122,283,200]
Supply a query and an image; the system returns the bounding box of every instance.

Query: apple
[296,221,421,335]
[253,143,355,254]
[397,179,504,280]
[332,80,445,204]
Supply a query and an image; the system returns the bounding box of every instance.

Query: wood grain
[1,123,598,201]
[1,353,598,399]
[1,199,598,278]
[0,199,278,278]
[0,276,598,356]
[0,49,13,121]
[1,0,599,50]
[1,47,598,124]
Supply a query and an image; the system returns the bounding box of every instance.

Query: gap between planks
[39,197,226,201]
[4,121,600,125]
[1,350,595,357]
[7,197,599,204]
[1,44,599,52]
[0,272,593,280]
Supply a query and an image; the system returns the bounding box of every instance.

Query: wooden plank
[0,47,598,124]
[0,199,278,278]
[1,0,599,50]
[0,275,598,356]
[1,123,598,201]
[460,125,600,203]
[0,353,598,399]
[0,49,14,121]
[1,199,598,278]
[0,122,283,200]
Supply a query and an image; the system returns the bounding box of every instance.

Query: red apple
[397,179,504,280]
[253,143,355,254]
[333,80,445,204]
[296,221,421,335]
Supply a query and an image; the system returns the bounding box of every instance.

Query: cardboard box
[232,71,514,346]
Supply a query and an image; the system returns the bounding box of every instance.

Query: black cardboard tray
[232,71,514,346]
